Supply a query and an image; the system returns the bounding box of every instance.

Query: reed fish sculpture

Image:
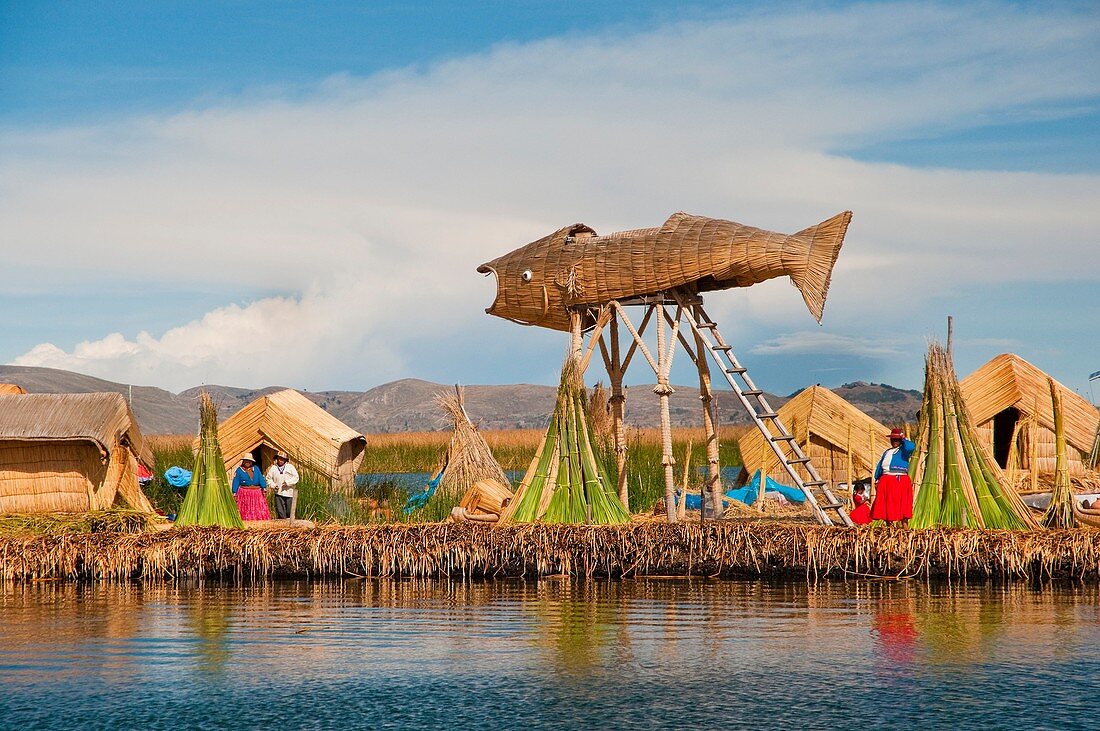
[477,210,852,331]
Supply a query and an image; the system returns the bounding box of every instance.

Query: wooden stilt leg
[655,301,677,523]
[569,310,583,365]
[608,316,629,511]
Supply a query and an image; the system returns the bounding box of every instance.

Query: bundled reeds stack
[175,394,244,529]
[1043,377,1075,529]
[501,359,629,524]
[415,388,511,522]
[910,343,1037,529]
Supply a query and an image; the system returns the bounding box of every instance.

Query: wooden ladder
[672,292,853,527]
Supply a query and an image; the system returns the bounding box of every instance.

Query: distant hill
[0,365,922,435]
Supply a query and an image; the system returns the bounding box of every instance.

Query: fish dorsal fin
[660,211,695,232]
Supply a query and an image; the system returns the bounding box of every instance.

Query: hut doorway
[992,407,1020,468]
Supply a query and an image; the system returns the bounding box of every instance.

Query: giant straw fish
[477,210,852,332]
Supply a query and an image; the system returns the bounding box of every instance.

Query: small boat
[1072,500,1100,529]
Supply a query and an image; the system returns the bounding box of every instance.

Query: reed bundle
[413,389,512,521]
[911,343,1037,529]
[175,394,244,529]
[502,359,629,524]
[0,509,156,536]
[1043,377,1075,528]
[4,523,1100,582]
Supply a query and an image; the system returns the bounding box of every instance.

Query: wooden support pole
[691,305,722,519]
[569,310,584,366]
[606,315,629,511]
[846,424,853,508]
[655,300,678,523]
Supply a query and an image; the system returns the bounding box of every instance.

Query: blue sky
[1,1,1098,400]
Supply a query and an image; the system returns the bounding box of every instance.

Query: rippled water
[2,579,1098,730]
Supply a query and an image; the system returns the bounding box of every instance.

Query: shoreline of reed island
[3,523,1099,583]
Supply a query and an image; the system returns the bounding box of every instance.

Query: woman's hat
[275,451,289,461]
[888,428,905,441]
[241,456,255,464]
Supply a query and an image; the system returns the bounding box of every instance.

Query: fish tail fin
[790,211,852,323]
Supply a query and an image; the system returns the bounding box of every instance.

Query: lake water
[2,579,1098,730]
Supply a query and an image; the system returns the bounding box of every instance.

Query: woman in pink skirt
[232,456,271,521]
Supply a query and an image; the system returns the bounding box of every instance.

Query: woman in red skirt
[870,427,915,524]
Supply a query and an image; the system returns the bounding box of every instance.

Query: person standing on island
[870,427,915,524]
[266,450,300,520]
[232,456,270,521]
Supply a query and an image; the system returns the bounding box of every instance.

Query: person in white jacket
[266,451,300,519]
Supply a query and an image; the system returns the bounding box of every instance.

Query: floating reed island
[3,522,1100,583]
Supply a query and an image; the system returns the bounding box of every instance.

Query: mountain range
[0,365,922,435]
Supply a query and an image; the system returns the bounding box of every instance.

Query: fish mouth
[476,263,502,316]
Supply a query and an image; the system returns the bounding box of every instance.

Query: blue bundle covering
[163,466,193,489]
[681,469,806,510]
[403,471,443,514]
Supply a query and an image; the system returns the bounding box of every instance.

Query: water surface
[1,579,1097,730]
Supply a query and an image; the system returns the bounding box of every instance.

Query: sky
[1,0,1098,401]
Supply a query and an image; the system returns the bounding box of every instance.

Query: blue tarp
[403,471,444,514]
[681,469,806,510]
[164,466,192,489]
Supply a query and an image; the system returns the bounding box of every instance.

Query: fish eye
[521,270,533,282]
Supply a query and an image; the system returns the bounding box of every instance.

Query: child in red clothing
[850,484,872,525]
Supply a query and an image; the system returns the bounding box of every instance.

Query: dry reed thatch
[436,389,511,496]
[961,354,1099,475]
[477,211,851,331]
[214,389,366,484]
[0,384,26,395]
[3,523,1100,582]
[0,392,154,514]
[738,385,890,489]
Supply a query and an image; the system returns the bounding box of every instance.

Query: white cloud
[1,2,1098,390]
[750,332,903,358]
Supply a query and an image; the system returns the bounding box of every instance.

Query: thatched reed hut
[737,386,891,488]
[0,384,26,395]
[960,354,1099,476]
[215,389,366,484]
[0,392,155,514]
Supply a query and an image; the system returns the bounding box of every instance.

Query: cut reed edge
[3,523,1099,582]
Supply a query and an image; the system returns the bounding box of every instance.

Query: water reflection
[1,579,1098,730]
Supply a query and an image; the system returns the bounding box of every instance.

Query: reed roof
[738,386,891,476]
[216,389,366,481]
[0,392,152,466]
[960,354,1099,454]
[0,384,26,395]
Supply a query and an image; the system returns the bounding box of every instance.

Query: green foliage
[145,442,194,516]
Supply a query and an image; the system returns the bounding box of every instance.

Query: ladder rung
[713,345,733,351]
[697,321,717,329]
[819,502,844,511]
[771,435,795,442]
[725,367,747,374]
[741,389,763,397]
[788,457,811,464]
[757,412,779,419]
[804,480,826,487]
